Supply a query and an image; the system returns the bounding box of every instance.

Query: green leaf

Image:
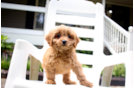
[5,44,12,49]
[1,35,9,41]
[112,64,125,77]
[1,43,4,47]
[1,59,10,70]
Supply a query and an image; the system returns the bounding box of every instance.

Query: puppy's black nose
[62,40,67,45]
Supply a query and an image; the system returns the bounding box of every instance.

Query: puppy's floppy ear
[45,30,53,46]
[73,36,80,48]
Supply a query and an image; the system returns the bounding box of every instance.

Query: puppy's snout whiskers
[62,40,67,46]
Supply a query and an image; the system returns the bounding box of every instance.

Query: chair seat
[42,68,95,85]
[13,78,117,88]
[14,78,86,88]
[13,68,101,88]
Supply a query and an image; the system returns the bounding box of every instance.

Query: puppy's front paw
[45,80,56,84]
[80,80,93,87]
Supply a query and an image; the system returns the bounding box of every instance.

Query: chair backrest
[42,0,104,86]
[43,0,104,64]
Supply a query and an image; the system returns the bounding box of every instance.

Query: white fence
[104,15,133,54]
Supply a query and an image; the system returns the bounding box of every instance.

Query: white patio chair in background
[5,0,133,88]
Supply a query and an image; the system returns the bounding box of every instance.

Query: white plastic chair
[5,0,133,88]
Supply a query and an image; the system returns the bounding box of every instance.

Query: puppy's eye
[68,35,71,38]
[56,34,61,38]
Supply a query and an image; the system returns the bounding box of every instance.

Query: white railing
[104,15,133,54]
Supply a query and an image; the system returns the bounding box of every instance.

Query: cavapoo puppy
[42,25,93,87]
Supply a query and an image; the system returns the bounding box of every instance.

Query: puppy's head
[45,25,80,51]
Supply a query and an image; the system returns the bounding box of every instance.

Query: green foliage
[1,35,13,70]
[112,64,126,77]
[101,71,103,76]
[1,35,14,52]
[39,63,43,72]
[1,59,10,70]
[76,50,93,54]
[79,37,94,42]
[1,35,9,43]
[82,64,92,68]
[27,59,30,71]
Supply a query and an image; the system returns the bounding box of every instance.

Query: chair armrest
[5,39,44,88]
[102,51,133,67]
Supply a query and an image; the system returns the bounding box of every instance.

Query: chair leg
[29,55,40,80]
[101,66,114,87]
[125,53,133,88]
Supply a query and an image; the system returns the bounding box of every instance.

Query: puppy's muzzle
[62,40,67,45]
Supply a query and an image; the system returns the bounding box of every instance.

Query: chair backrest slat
[77,53,95,65]
[55,26,95,38]
[55,0,96,14]
[71,27,95,38]
[76,41,94,51]
[56,14,96,26]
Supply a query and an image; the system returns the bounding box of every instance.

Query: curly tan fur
[42,25,93,87]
